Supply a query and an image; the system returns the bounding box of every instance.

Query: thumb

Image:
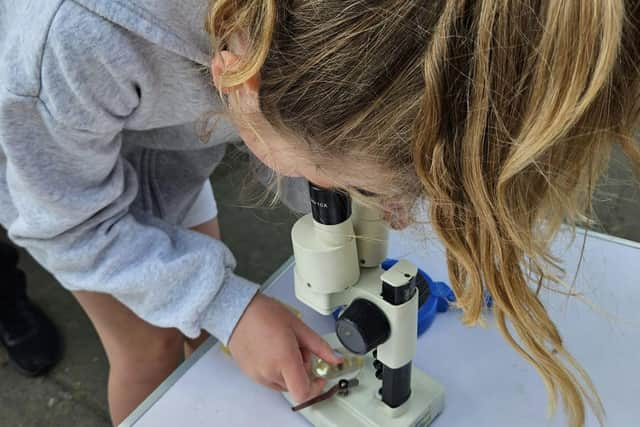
[293,321,343,364]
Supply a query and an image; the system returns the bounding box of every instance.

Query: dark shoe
[0,248,61,377]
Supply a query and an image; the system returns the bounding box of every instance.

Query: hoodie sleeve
[0,7,258,345]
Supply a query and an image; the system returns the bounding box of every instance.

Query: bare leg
[72,218,222,424]
[73,291,184,426]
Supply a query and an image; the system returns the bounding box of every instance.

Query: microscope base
[285,334,444,427]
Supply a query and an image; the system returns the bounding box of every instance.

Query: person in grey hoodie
[0,0,340,424]
[6,1,638,426]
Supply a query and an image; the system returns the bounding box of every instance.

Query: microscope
[286,183,445,427]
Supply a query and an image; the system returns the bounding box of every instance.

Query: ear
[211,50,260,94]
[211,50,240,94]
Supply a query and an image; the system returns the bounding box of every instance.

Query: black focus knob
[336,299,390,354]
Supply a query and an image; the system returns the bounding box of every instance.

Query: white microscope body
[289,183,445,427]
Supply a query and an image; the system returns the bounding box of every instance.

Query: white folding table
[121,224,640,427]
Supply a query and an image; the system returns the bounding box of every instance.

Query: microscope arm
[335,260,419,409]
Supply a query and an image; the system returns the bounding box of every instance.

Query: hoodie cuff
[200,273,260,346]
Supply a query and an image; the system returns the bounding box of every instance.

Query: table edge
[576,226,640,249]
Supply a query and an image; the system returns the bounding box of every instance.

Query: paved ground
[0,145,638,426]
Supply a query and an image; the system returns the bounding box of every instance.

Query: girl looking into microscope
[0,1,638,426]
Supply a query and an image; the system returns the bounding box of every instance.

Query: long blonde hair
[206,1,640,425]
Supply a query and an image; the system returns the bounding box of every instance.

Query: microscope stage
[285,334,444,427]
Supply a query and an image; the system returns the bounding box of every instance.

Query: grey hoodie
[0,0,290,345]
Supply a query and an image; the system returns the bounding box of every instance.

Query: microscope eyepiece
[308,182,351,225]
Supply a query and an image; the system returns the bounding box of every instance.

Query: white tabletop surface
[124,224,640,427]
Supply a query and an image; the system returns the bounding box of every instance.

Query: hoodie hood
[73,0,212,66]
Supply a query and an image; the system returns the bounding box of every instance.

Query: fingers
[294,321,343,364]
[300,347,313,375]
[309,377,327,398]
[268,373,324,402]
[281,352,312,403]
[267,381,287,393]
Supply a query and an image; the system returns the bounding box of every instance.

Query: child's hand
[227,293,342,403]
